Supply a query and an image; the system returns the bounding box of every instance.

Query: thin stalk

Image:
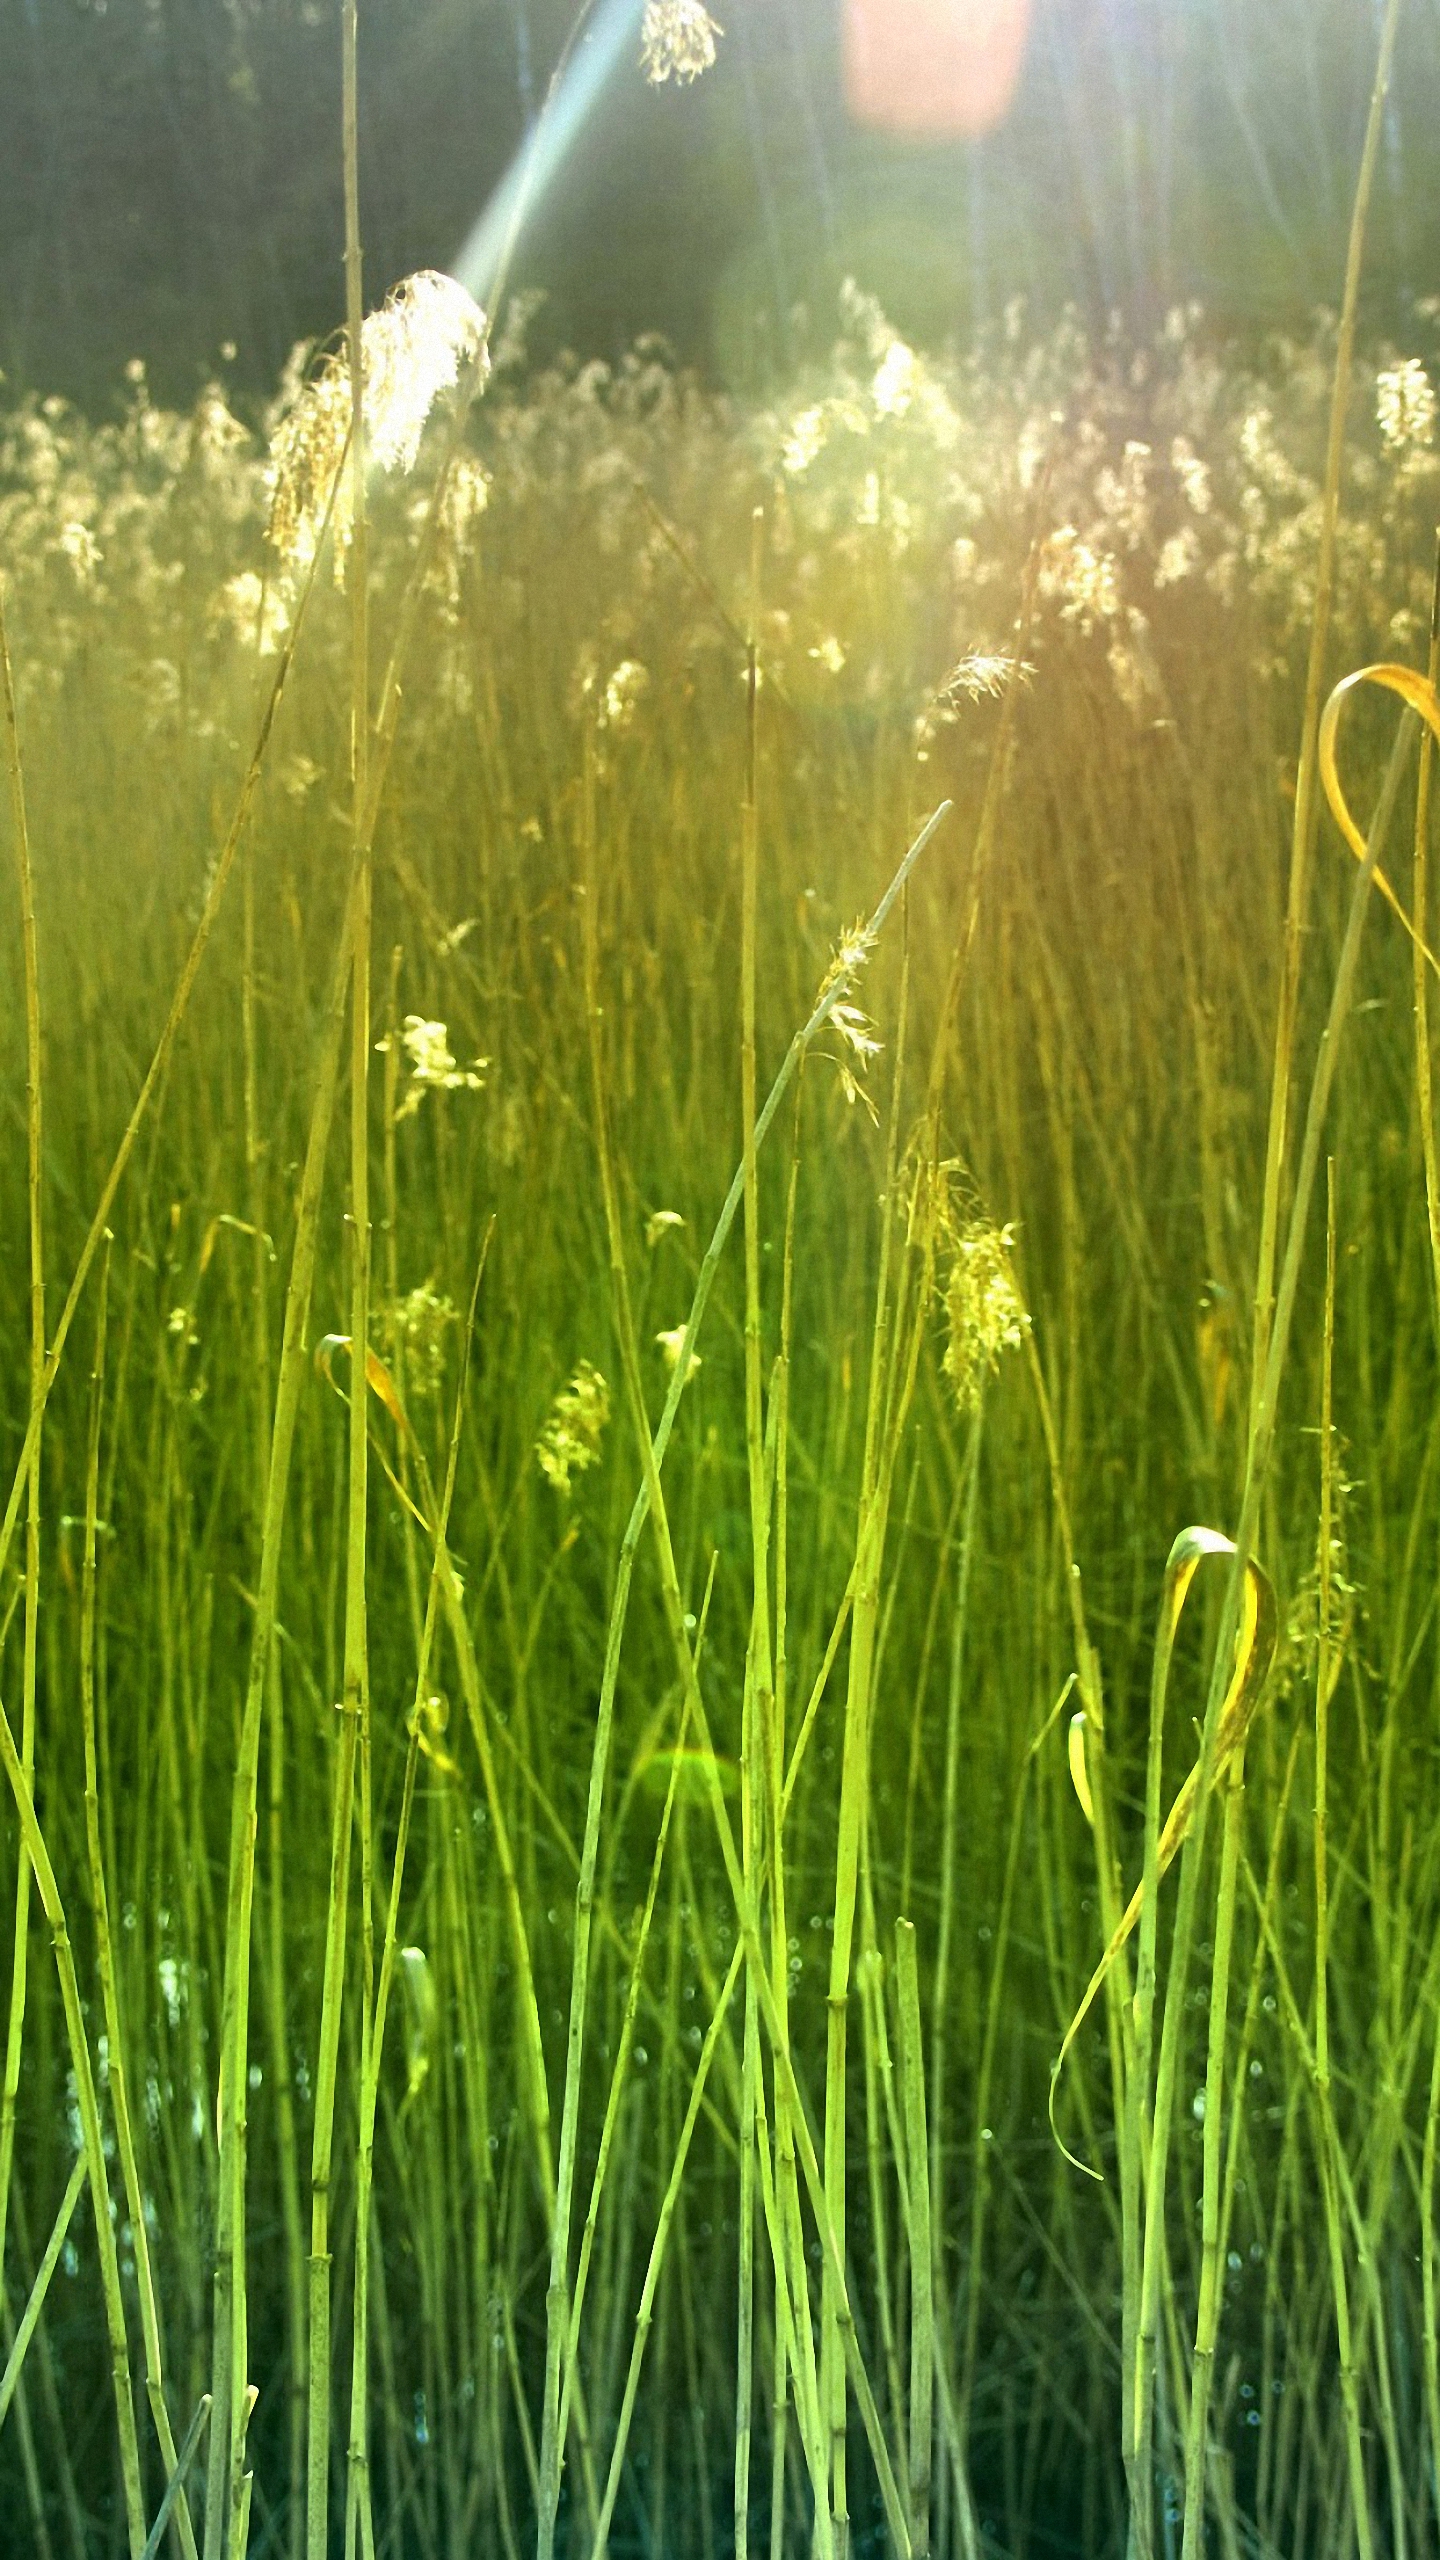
[0,2150,85,2431]
[1415,541,1440,2535]
[0,580,43,2311]
[142,2403,214,2560]
[1414,533,1440,1329]
[1240,1861,1384,2550]
[437,1559,556,2199]
[203,287,459,2556]
[554,1566,717,2461]
[1128,1530,1253,2551]
[532,718,631,2560]
[1179,1745,1249,2560]
[244,843,307,2560]
[1132,717,1416,2560]
[1026,1338,1139,2536]
[78,1251,201,2556]
[0,522,325,1604]
[956,1690,1036,2441]
[1315,1160,1339,2136]
[895,1923,933,2560]
[1248,0,1404,1420]
[857,1942,908,2486]
[0,587,147,2554]
[0,2284,62,2560]
[735,1844,760,2560]
[580,827,933,2556]
[0,1702,148,2555]
[583,1940,746,2560]
[1308,1165,1373,2560]
[538,773,948,2560]
[306,0,372,2542]
[931,1409,982,2433]
[1424,1982,1440,2529]
[820,937,920,2560]
[614,1226,915,2556]
[752,2046,831,2553]
[344,1251,485,2560]
[204,898,358,2560]
[736,506,769,2560]
[923,472,1054,1124]
[764,1117,804,2560]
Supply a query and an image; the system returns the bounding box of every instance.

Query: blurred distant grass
[2,271,1440,2558]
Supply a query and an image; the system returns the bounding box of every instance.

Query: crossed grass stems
[7,0,1440,2552]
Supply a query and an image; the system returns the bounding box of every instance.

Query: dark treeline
[6,0,1440,416]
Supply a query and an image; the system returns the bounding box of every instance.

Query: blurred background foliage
[6,0,1440,414]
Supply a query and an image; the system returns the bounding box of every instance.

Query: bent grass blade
[1318,660,1440,976]
[1049,1530,1278,2175]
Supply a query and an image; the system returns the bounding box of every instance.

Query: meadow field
[3,199,1440,2560]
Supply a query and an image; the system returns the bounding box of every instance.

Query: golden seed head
[266,269,488,580]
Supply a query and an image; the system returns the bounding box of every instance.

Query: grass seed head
[379,1285,457,1398]
[814,918,882,1114]
[941,650,1030,703]
[378,1015,488,1122]
[363,270,488,473]
[1376,357,1436,458]
[640,0,723,84]
[655,1326,701,1385]
[266,269,488,579]
[940,1214,1030,1414]
[536,1361,611,1495]
[599,657,649,732]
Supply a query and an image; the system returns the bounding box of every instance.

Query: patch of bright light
[844,0,1033,139]
[452,0,646,312]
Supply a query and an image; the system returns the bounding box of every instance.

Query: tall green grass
[6,20,1440,2549]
